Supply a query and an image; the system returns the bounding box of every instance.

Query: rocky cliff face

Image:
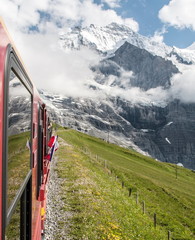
[93,42,179,90]
[42,88,195,170]
[114,99,195,169]
[109,42,179,90]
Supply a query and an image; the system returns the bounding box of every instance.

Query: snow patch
[141,129,149,133]
[177,163,184,167]
[165,138,171,144]
[166,122,173,126]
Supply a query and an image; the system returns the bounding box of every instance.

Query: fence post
[168,231,171,240]
[142,201,145,214]
[154,213,157,228]
[129,188,132,197]
[104,160,107,168]
[136,192,139,204]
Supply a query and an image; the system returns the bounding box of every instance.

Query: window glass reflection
[5,202,20,239]
[7,71,31,210]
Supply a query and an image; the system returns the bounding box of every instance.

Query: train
[0,19,53,239]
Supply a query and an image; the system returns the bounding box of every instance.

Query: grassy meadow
[55,126,195,240]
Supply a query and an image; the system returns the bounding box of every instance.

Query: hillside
[44,127,195,240]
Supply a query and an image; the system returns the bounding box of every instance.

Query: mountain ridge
[59,22,195,65]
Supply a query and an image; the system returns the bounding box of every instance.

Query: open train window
[47,117,52,142]
[7,70,32,211]
[3,49,33,239]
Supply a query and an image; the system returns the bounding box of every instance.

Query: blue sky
[95,0,195,48]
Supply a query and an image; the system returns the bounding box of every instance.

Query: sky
[96,0,195,48]
[0,0,195,103]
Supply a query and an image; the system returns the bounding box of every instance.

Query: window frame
[3,45,33,238]
[37,103,44,199]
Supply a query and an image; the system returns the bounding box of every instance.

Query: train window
[5,202,20,238]
[37,105,43,198]
[7,70,31,210]
[47,117,52,142]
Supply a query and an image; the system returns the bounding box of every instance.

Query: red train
[0,19,52,239]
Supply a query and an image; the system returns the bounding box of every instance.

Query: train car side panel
[32,91,42,240]
[0,21,12,240]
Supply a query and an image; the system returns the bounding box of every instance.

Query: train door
[3,48,33,239]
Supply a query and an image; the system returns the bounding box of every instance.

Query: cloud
[150,26,168,44]
[0,0,139,34]
[19,31,101,98]
[159,0,195,30]
[101,0,121,8]
[101,84,168,106]
[0,0,49,33]
[92,64,195,105]
[78,0,138,31]
[170,66,195,103]
[95,65,195,105]
[91,68,169,106]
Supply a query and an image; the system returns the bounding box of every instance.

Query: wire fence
[80,146,174,240]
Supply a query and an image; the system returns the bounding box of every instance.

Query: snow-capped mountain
[39,23,195,170]
[187,42,195,50]
[59,22,195,64]
[59,23,134,52]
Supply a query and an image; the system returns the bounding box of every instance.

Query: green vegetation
[5,204,20,239]
[6,131,30,239]
[55,127,195,240]
[8,131,30,208]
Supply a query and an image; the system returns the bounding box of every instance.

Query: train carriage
[0,19,51,239]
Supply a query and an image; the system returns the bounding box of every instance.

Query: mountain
[42,23,195,169]
[187,42,195,50]
[59,23,195,64]
[95,41,178,90]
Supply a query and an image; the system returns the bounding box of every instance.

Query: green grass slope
[56,127,195,240]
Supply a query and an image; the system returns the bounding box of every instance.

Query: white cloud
[150,26,167,44]
[19,32,100,97]
[94,64,195,105]
[79,0,138,31]
[159,0,195,30]
[104,85,168,106]
[91,69,169,106]
[0,0,50,32]
[0,0,139,34]
[101,0,121,8]
[170,66,195,103]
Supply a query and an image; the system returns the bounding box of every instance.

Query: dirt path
[43,138,73,240]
